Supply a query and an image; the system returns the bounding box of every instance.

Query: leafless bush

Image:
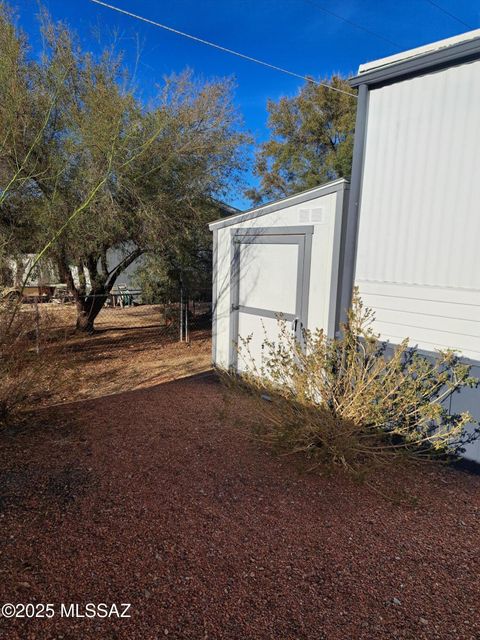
[223,292,479,476]
[0,302,62,425]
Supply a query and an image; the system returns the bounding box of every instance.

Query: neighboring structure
[209,29,480,462]
[5,247,144,298]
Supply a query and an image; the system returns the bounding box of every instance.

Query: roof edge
[210,198,239,215]
[360,29,480,74]
[208,178,349,231]
[350,35,480,88]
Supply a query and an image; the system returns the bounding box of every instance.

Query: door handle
[292,318,299,332]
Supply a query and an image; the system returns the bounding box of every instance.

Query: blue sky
[11,0,480,207]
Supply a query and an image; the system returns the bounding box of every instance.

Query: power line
[89,0,358,98]
[301,0,402,48]
[424,0,473,29]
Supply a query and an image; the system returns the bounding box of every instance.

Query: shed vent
[299,208,325,223]
[311,208,325,223]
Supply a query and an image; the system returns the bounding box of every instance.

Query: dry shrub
[225,292,479,475]
[0,301,63,426]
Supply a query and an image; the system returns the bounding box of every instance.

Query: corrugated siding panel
[356,60,480,360]
[451,364,480,463]
[360,287,480,360]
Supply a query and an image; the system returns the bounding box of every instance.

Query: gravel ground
[1,373,479,640]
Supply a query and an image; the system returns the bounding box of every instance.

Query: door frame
[228,225,314,370]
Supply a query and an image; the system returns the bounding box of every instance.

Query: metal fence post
[179,286,183,342]
[34,296,40,354]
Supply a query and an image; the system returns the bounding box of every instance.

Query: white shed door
[230,228,312,373]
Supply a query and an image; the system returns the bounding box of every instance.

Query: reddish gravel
[1,372,480,640]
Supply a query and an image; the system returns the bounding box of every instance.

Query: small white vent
[311,207,325,223]
[298,207,325,224]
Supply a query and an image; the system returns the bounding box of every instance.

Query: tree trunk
[75,292,108,333]
[56,247,143,333]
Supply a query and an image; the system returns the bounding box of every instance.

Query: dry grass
[33,302,170,332]
[52,327,212,405]
[0,303,64,425]
[14,303,212,409]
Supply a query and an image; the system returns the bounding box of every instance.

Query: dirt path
[1,374,479,639]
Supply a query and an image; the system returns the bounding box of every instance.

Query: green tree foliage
[134,203,217,304]
[0,3,247,330]
[0,2,33,263]
[246,76,356,204]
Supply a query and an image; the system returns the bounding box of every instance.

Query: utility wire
[301,0,402,48]
[89,0,358,98]
[424,0,473,29]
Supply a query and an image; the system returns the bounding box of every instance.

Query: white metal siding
[451,363,480,462]
[356,60,480,361]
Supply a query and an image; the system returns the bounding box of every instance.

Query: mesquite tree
[0,4,247,331]
[246,76,356,204]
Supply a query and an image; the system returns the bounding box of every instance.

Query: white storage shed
[209,179,350,372]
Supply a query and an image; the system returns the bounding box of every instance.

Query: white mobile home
[6,247,144,292]
[348,30,480,462]
[210,30,480,463]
